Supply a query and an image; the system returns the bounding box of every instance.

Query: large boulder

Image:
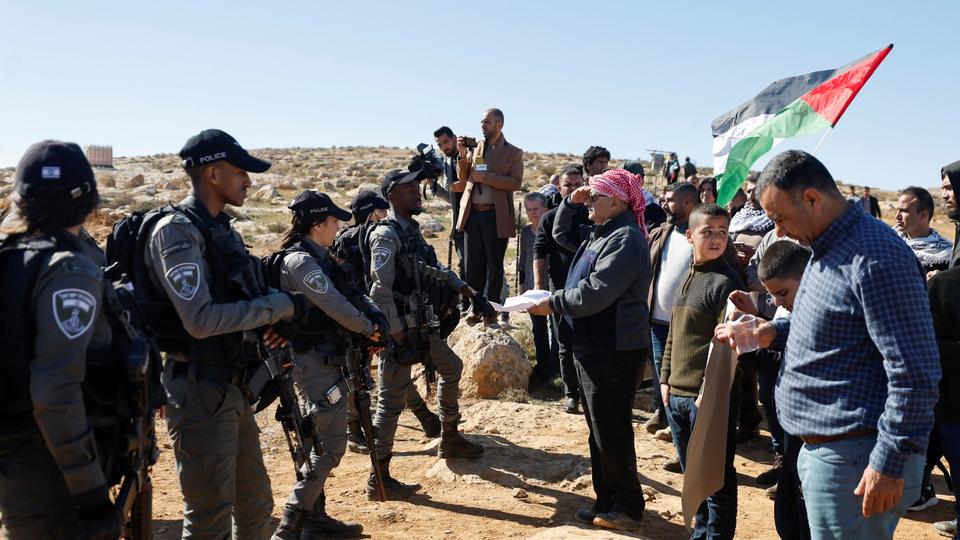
[445,323,531,398]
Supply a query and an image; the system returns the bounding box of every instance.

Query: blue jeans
[758,370,784,455]
[939,422,960,526]
[796,434,923,540]
[650,322,670,418]
[666,394,739,540]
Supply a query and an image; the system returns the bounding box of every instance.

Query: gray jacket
[31,237,111,496]
[549,202,652,351]
[367,212,465,332]
[144,196,294,359]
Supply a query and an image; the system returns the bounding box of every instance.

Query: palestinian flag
[711,44,893,206]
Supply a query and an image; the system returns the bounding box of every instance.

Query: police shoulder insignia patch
[165,262,200,301]
[373,247,392,270]
[303,269,329,294]
[52,288,97,340]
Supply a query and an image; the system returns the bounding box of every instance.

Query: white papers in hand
[488,289,551,312]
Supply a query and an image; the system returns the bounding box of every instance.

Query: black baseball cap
[289,190,352,223]
[350,190,390,214]
[15,140,97,201]
[622,160,645,178]
[178,129,271,173]
[380,168,423,198]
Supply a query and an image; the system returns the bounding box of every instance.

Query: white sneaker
[907,485,938,512]
[933,518,956,537]
[654,427,673,442]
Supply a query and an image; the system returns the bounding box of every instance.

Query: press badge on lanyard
[325,383,343,404]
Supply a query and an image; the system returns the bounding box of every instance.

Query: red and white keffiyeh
[589,169,647,236]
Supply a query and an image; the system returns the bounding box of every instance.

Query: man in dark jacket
[530,169,652,532]
[927,267,960,539]
[863,187,882,219]
[942,161,960,269]
[533,165,587,412]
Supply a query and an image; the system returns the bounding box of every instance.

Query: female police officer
[270,190,387,540]
[0,141,119,539]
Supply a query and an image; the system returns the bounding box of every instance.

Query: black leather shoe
[593,506,643,532]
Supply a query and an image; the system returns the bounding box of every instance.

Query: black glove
[368,311,390,340]
[471,293,496,318]
[271,319,300,341]
[284,292,312,325]
[74,486,121,540]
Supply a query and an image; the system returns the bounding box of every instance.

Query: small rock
[127,174,144,187]
[512,488,529,499]
[418,214,444,233]
[252,184,281,201]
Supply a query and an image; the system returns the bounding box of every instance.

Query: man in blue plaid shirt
[717,150,941,540]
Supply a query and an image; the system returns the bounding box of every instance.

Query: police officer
[0,141,120,539]
[268,190,388,539]
[365,169,487,500]
[146,129,309,538]
[339,190,442,453]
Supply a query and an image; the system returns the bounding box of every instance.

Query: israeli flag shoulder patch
[303,269,329,294]
[166,262,200,301]
[52,288,97,339]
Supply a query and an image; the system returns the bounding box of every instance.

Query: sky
[1,0,957,190]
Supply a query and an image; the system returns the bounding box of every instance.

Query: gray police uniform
[146,196,295,539]
[368,213,465,461]
[0,235,111,539]
[277,239,375,510]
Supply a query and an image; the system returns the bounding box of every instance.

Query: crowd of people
[0,108,957,540]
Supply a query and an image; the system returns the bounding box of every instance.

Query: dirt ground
[146,391,954,539]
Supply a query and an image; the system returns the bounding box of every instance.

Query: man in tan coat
[455,108,523,325]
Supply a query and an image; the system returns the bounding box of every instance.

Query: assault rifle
[243,337,322,481]
[99,281,163,540]
[113,337,160,539]
[342,333,386,501]
[411,258,440,397]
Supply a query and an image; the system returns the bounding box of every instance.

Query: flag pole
[812,127,833,156]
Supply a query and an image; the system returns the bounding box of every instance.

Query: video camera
[409,143,444,182]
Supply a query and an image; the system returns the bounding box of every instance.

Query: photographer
[434,126,468,287]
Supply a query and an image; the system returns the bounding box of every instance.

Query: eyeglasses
[588,191,609,204]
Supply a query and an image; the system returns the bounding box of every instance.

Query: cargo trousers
[0,431,81,539]
[373,333,462,461]
[161,364,273,540]
[284,358,349,511]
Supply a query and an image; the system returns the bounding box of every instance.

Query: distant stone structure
[85,145,113,168]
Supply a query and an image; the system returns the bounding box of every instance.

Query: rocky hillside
[0,145,952,249]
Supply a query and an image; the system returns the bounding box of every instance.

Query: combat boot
[271,504,306,540]
[303,491,363,538]
[438,421,484,459]
[346,420,369,454]
[366,455,421,501]
[410,402,442,438]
